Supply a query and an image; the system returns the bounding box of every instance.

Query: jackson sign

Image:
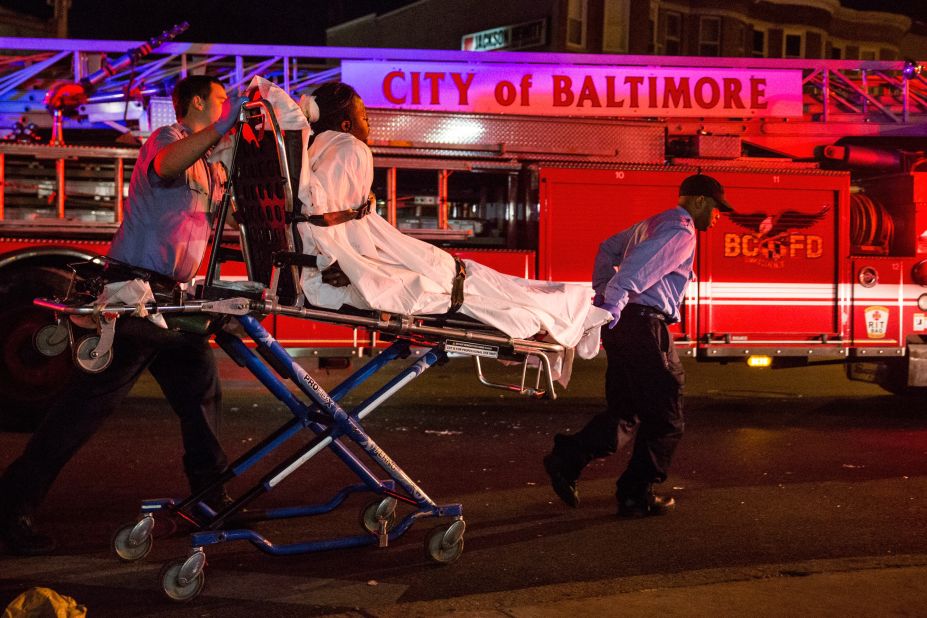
[342,60,803,118]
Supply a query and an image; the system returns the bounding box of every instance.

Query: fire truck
[1,37,925,427]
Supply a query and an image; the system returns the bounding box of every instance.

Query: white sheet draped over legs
[248,78,609,384]
[297,132,608,356]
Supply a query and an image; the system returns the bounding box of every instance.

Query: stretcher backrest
[229,101,302,304]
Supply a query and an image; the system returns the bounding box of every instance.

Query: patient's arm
[321,262,351,287]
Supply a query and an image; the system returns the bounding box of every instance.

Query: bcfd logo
[723,207,829,269]
[865,306,889,339]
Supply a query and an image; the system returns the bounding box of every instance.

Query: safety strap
[288,198,372,227]
[449,257,467,313]
[101,257,178,290]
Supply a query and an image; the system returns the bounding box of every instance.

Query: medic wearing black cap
[544,173,734,517]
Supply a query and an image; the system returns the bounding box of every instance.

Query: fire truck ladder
[0,38,924,139]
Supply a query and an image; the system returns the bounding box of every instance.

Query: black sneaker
[202,489,235,513]
[0,514,57,555]
[543,454,579,508]
[617,493,676,518]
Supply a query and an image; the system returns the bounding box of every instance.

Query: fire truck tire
[0,265,75,431]
[875,359,927,397]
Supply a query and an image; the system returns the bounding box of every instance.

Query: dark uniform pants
[0,317,228,516]
[553,307,685,500]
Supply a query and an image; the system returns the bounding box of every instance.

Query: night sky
[841,0,926,21]
[1,0,925,45]
[2,0,418,44]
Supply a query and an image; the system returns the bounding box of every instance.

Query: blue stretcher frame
[144,313,463,558]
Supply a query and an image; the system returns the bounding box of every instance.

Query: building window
[567,0,588,48]
[860,48,877,60]
[699,16,721,56]
[603,0,630,53]
[734,24,746,56]
[784,32,803,58]
[830,45,842,59]
[752,29,765,57]
[648,0,658,53]
[648,16,655,53]
[664,10,682,55]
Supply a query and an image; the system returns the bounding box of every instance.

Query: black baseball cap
[679,174,734,212]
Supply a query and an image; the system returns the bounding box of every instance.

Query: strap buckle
[449,257,467,313]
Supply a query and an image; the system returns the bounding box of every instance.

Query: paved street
[2,354,926,616]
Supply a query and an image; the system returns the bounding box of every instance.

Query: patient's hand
[321,262,351,287]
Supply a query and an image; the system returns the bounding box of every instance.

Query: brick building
[327,0,926,60]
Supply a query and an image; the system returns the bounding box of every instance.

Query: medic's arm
[592,229,630,304]
[603,221,695,308]
[153,125,225,180]
[153,96,246,179]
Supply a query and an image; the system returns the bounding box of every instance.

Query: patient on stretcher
[249,78,609,365]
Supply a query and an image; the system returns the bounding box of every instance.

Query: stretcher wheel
[424,519,465,564]
[33,323,68,357]
[112,517,154,562]
[74,335,112,373]
[360,497,398,534]
[160,555,206,602]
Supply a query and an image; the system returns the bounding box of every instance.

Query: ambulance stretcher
[31,99,567,602]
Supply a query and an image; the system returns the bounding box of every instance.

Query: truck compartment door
[699,175,845,357]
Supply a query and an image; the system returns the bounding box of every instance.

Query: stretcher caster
[112,515,154,562]
[360,497,398,535]
[424,518,466,564]
[74,335,113,373]
[160,550,206,602]
[33,323,68,357]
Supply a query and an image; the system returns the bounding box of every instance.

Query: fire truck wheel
[0,265,75,431]
[875,359,927,397]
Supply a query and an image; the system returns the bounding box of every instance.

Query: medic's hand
[214,95,248,135]
[321,262,351,287]
[600,302,623,329]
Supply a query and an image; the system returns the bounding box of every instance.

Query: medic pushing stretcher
[31,78,608,601]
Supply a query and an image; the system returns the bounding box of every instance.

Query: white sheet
[252,80,609,384]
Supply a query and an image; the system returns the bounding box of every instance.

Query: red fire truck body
[541,165,851,356]
[541,165,927,378]
[0,41,925,425]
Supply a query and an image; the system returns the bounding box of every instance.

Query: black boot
[188,467,233,514]
[0,513,57,555]
[543,452,580,508]
[617,489,676,518]
[202,488,235,513]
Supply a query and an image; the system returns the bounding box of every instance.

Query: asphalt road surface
[1,354,926,616]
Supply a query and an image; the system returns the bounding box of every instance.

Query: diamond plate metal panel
[694,135,741,159]
[670,158,844,175]
[368,110,664,164]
